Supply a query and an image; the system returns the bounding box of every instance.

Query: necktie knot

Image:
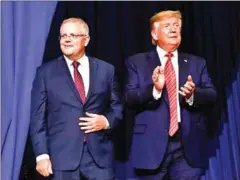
[165,52,173,59]
[72,61,80,69]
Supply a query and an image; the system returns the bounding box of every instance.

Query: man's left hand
[179,75,195,99]
[79,112,107,133]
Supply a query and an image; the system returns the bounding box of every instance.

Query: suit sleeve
[124,58,159,106]
[193,60,217,107]
[104,66,123,130]
[30,67,48,156]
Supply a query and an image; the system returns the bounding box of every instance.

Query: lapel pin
[184,59,188,63]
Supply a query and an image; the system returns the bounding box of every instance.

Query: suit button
[165,129,168,133]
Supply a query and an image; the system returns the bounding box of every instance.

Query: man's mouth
[64,45,73,48]
[169,36,177,38]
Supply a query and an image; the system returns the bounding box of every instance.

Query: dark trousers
[135,131,204,180]
[50,144,114,180]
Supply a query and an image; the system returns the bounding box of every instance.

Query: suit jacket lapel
[59,56,83,103]
[85,57,98,104]
[147,49,169,105]
[147,49,161,71]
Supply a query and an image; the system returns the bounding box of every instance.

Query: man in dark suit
[124,10,217,179]
[30,17,122,180]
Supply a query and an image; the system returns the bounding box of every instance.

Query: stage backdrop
[1,2,57,180]
[2,1,240,180]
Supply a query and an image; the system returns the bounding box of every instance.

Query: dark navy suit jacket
[30,56,123,170]
[124,49,217,169]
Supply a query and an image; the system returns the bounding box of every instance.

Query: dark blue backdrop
[2,1,240,180]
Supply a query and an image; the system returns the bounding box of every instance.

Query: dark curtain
[1,2,57,180]
[20,1,240,180]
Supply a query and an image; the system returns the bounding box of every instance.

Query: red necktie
[73,61,87,142]
[72,61,86,103]
[164,52,178,136]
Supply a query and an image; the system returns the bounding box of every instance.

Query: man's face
[152,17,181,51]
[60,22,89,60]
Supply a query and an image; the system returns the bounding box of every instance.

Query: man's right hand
[152,66,165,91]
[36,159,53,177]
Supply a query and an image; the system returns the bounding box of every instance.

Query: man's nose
[65,37,72,42]
[170,26,176,32]
[64,35,73,41]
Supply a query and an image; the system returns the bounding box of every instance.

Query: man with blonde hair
[30,17,122,179]
[124,10,217,179]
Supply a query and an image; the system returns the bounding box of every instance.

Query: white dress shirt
[64,55,89,96]
[153,46,194,122]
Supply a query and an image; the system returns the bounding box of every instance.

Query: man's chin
[168,39,180,44]
[168,41,180,47]
[62,51,73,56]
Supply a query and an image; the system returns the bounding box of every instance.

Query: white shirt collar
[156,46,178,61]
[64,54,88,68]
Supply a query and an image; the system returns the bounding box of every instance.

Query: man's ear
[151,29,158,41]
[84,36,90,47]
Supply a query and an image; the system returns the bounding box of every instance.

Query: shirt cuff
[103,116,110,129]
[36,154,50,162]
[153,86,162,100]
[186,94,194,106]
